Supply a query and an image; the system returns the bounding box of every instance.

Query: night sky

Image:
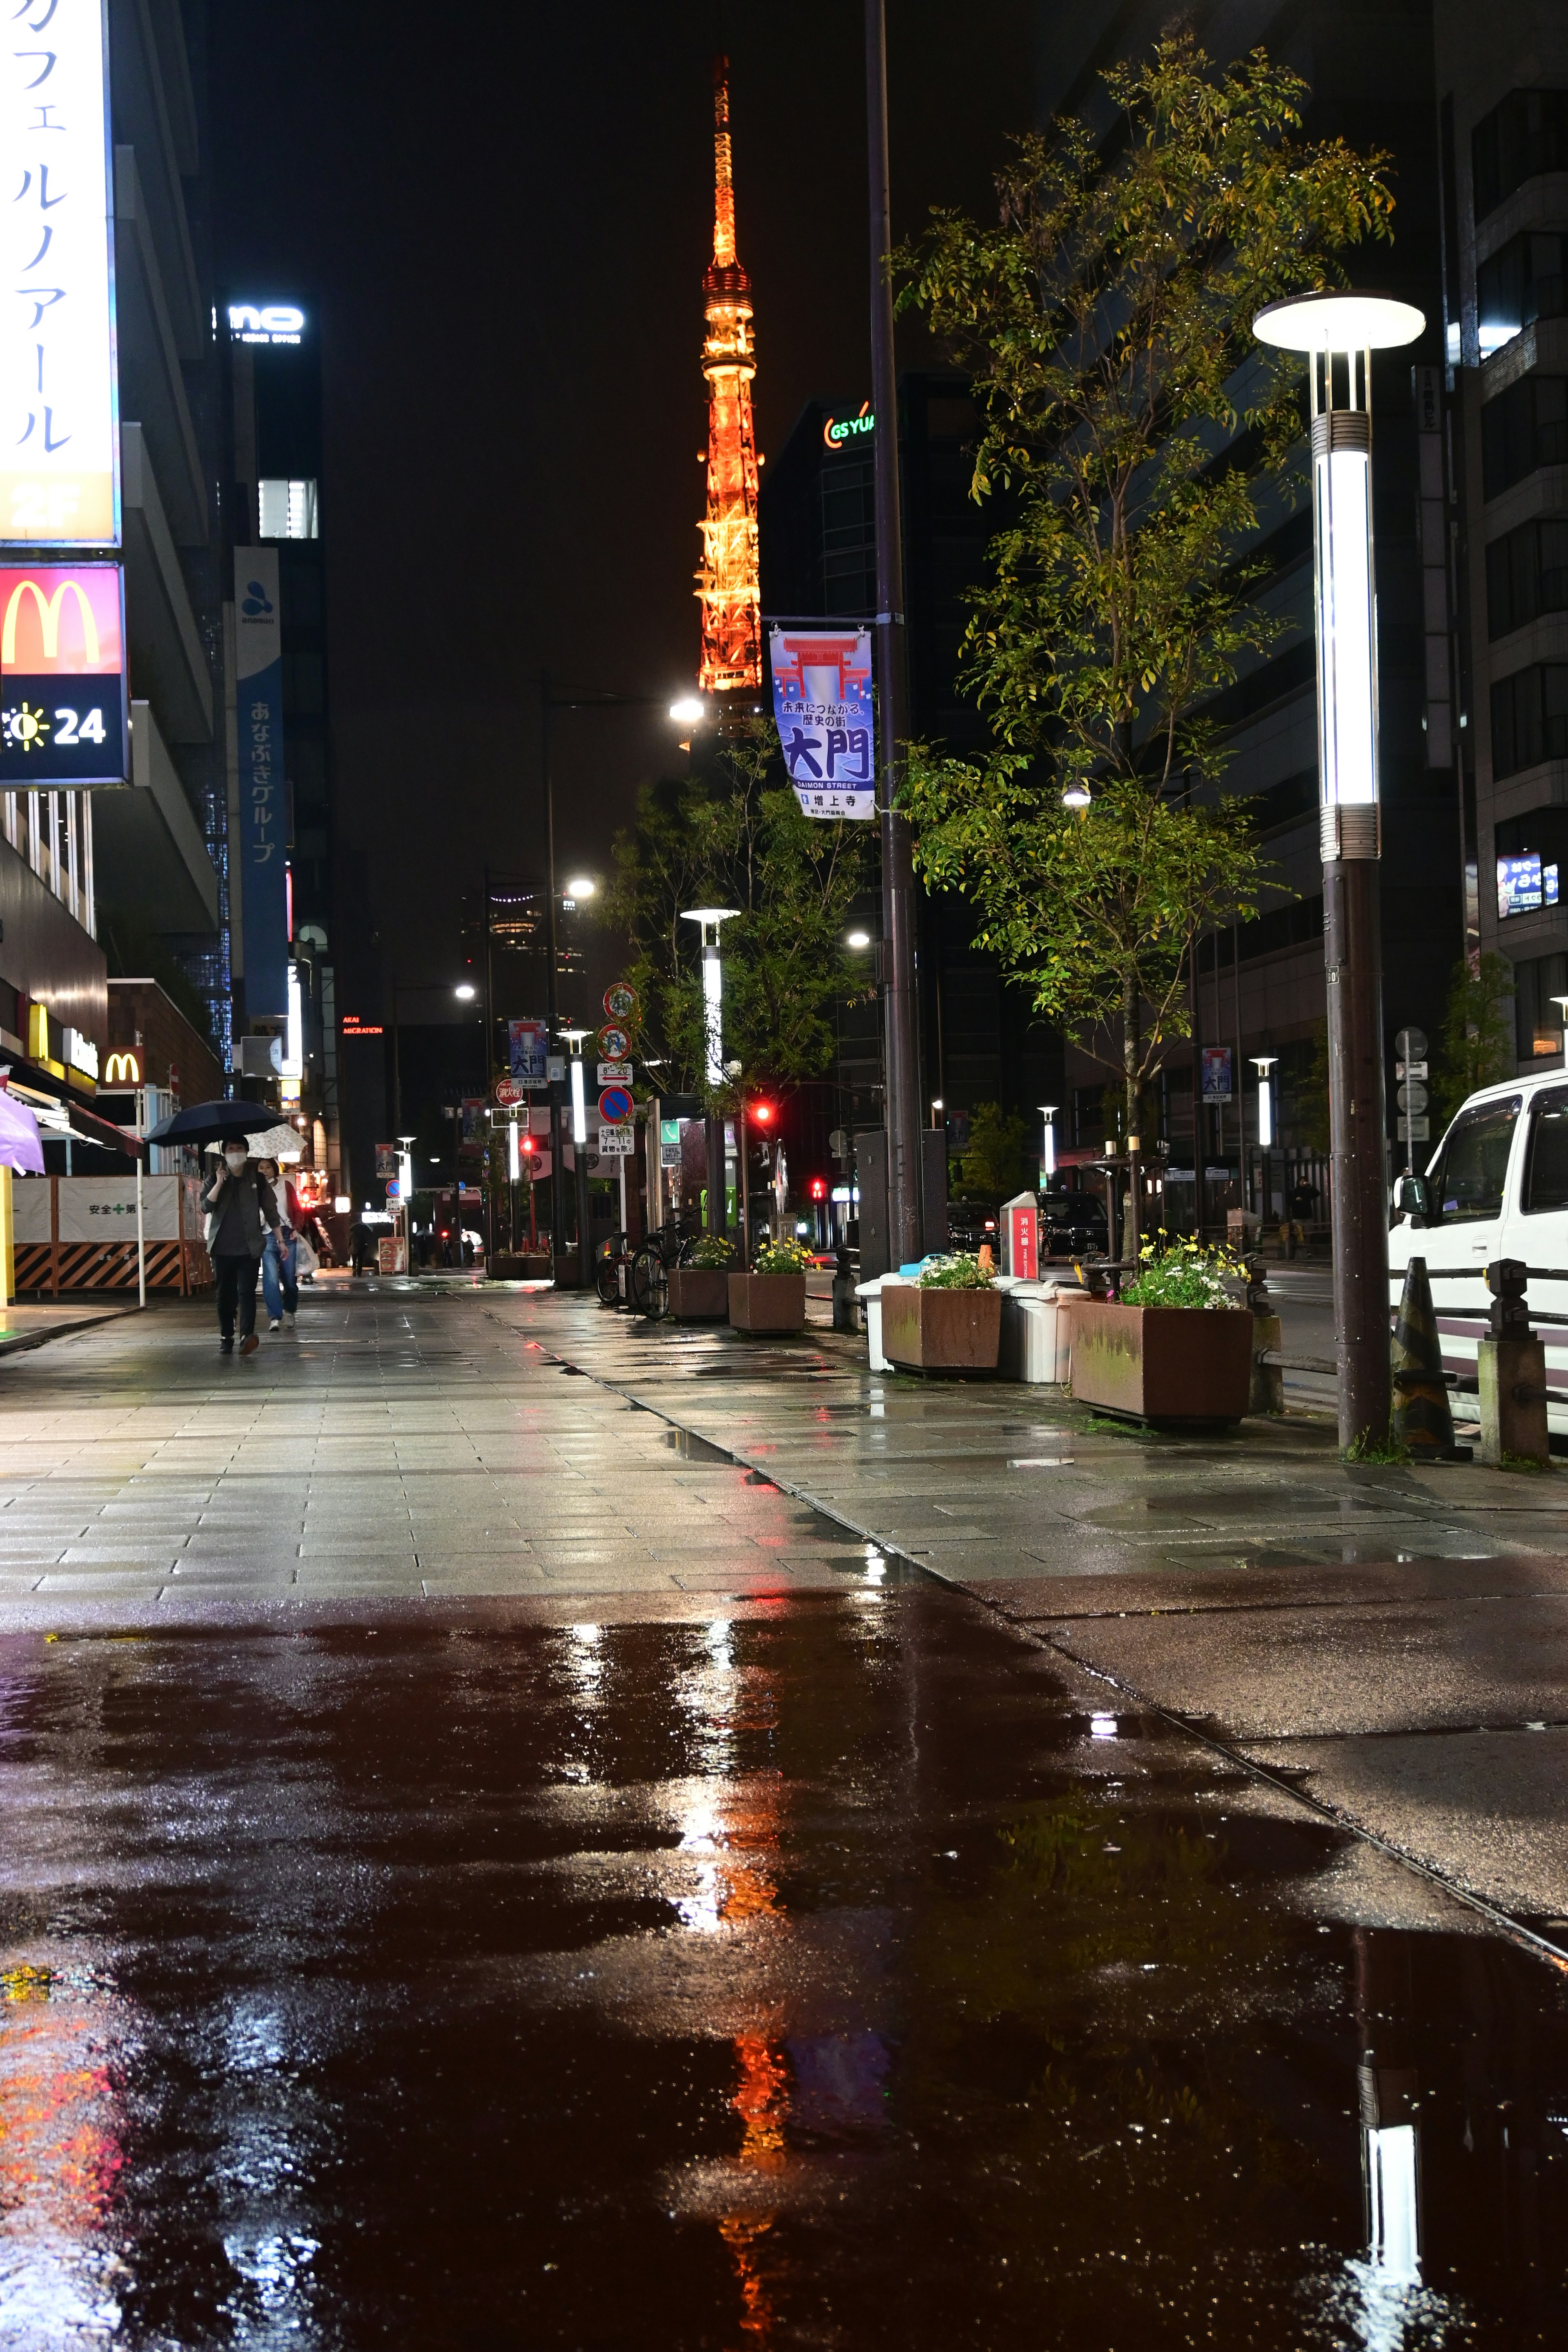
[209,2,1036,1006]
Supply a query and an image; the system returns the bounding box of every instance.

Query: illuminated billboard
[227,303,306,347]
[0,2,119,546]
[0,561,126,784]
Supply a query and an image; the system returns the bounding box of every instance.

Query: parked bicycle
[594,1231,634,1308]
[627,1220,703,1320]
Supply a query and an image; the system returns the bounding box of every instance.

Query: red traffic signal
[751,1102,775,1125]
[809,1176,827,1200]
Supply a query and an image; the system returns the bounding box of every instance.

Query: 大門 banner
[768,628,875,820]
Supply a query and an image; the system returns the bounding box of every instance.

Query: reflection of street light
[680,906,740,1235]
[1038,1104,1058,1185]
[1254,287,1423,1452]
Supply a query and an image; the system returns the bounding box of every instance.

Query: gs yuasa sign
[0,563,127,784]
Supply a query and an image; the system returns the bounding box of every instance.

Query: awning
[0,1073,147,1161]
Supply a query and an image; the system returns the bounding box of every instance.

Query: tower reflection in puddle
[0,1960,128,2345]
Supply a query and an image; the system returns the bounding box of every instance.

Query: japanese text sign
[234,550,288,1017]
[2,0,120,545]
[508,1018,547,1085]
[768,627,875,820]
[0,561,126,782]
[1200,1046,1233,1103]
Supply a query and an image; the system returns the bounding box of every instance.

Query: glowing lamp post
[1253,290,1423,1449]
[559,1024,591,1287]
[1038,1105,1058,1187]
[681,906,740,1235]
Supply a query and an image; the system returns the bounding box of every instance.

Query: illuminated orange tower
[696,58,761,697]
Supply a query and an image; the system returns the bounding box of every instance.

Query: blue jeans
[262,1233,298,1321]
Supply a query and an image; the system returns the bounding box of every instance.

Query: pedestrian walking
[254,1157,299,1333]
[201,1143,283,1356]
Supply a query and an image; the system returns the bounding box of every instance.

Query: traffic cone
[1390,1254,1457,1458]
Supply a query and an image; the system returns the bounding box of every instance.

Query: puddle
[663,1425,732,1464]
[0,1591,1563,2346]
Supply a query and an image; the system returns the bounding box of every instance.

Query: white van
[1389,1069,1568,1429]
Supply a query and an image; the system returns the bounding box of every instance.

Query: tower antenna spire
[695,53,761,700]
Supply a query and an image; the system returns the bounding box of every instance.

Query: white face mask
[224,1152,247,1174]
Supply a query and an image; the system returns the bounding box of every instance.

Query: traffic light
[809,1176,826,1201]
[751,1102,775,1125]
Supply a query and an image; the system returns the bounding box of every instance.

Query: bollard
[1390,1255,1463,1460]
[831,1245,860,1334]
[1250,1310,1284,1414]
[1478,1258,1550,1468]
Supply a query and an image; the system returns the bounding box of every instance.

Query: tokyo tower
[696,56,761,698]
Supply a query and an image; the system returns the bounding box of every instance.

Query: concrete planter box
[488,1252,553,1282]
[668,1265,731,1321]
[728,1271,806,1334]
[882,1283,1002,1372]
[1068,1300,1252,1425]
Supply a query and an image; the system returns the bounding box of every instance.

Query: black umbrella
[145,1098,279,1145]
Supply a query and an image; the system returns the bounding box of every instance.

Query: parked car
[946,1200,998,1253]
[1391,1068,1568,1428]
[1040,1188,1110,1258]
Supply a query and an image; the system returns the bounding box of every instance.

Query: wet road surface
[3,1584,1567,2348]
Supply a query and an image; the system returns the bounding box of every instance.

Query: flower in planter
[1119,1230,1244,1310]
[687,1234,735,1270]
[916,1252,995,1291]
[752,1237,810,1276]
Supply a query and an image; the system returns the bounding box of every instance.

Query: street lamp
[1062,781,1091,810]
[846,929,872,950]
[454,983,476,1002]
[564,875,596,900]
[1251,1056,1278,1152]
[559,1022,592,1287]
[681,906,740,1236]
[1254,288,1424,1451]
[1038,1105,1058,1185]
[670,695,706,726]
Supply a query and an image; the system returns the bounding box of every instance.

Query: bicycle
[594,1231,633,1309]
[628,1220,701,1320]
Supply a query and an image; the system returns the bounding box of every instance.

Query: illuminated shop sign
[0,562,127,784]
[227,304,305,346]
[822,403,874,450]
[104,1051,140,1084]
[0,0,120,546]
[1497,852,1559,920]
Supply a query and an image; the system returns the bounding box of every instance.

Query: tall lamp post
[559,1023,591,1287]
[1251,1056,1277,1234]
[1254,291,1424,1449]
[680,905,739,1236]
[865,0,922,1269]
[1038,1105,1058,1188]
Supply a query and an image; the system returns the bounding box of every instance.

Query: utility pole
[866,0,922,1268]
[540,673,566,1271]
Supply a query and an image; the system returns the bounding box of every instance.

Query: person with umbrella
[197,1121,285,1356]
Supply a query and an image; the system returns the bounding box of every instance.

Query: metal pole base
[1324,856,1390,1451]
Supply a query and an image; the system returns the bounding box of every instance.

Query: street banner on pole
[508,1018,548,1085]
[234,551,289,1016]
[768,628,875,820]
[1200,1046,1234,1103]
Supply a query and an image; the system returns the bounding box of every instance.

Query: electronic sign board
[0,561,126,783]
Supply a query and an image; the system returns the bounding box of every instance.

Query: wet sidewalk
[497,1290,1568,1940]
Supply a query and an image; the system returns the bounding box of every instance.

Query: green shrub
[753,1237,810,1275]
[917,1252,995,1290]
[1119,1232,1243,1310]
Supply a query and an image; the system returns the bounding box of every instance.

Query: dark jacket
[202,1162,281,1257]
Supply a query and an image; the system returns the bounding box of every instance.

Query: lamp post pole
[865,0,922,1269]
[540,674,566,1272]
[680,908,739,1239]
[1255,292,1424,1450]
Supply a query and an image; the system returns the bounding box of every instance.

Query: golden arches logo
[2,577,101,667]
[104,1051,140,1084]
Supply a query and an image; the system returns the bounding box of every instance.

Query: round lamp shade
[1253,291,1425,352]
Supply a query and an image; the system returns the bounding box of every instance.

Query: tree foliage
[604,719,874,1105]
[1433,951,1515,1127]
[951,1100,1032,1201]
[894,35,1394,1151]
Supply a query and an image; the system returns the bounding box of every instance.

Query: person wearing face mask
[201,1142,283,1356]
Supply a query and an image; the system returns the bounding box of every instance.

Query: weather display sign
[0,564,126,784]
[768,628,875,820]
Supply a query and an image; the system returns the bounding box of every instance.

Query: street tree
[1432,951,1514,1127]
[894,35,1394,1241]
[604,718,875,1107]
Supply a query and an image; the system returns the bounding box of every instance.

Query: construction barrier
[11,1175,213,1297]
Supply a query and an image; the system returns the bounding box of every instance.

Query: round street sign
[1397,1080,1428,1114]
[599,1085,635,1125]
[604,981,641,1026]
[597,1023,631,1062]
[494,1078,524,1108]
[1394,1026,1428,1061]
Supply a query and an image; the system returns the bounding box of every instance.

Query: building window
[820,457,874,616]
[1487,517,1568,636]
[1476,232,1568,356]
[1491,664,1568,777]
[1482,376,1568,497]
[258,479,319,540]
[1472,89,1568,224]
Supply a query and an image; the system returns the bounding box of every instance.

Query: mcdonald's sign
[0,562,127,786]
[104,1051,140,1085]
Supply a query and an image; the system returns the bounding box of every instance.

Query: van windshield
[1427,1096,1521,1223]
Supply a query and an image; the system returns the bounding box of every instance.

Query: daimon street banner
[768,628,875,820]
[508,1018,548,1086]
